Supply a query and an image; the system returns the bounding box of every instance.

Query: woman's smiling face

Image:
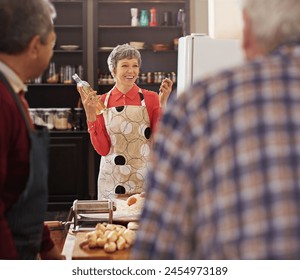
[113,57,140,88]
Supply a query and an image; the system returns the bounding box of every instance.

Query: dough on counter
[127,221,139,230]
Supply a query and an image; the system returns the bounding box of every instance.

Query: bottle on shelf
[72,73,106,115]
[131,8,139,26]
[149,8,157,27]
[73,108,84,131]
[140,9,149,26]
[162,11,172,26]
[177,9,186,36]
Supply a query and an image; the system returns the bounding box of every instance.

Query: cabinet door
[47,132,94,210]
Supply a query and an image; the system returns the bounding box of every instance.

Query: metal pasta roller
[72,199,116,231]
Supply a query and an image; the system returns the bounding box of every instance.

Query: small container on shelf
[147,72,152,83]
[173,38,179,50]
[28,108,37,123]
[140,9,149,26]
[33,76,42,84]
[54,108,72,130]
[140,73,147,83]
[34,108,55,130]
[77,65,84,79]
[131,8,139,27]
[171,72,177,83]
[47,62,59,84]
[162,11,172,26]
[63,65,74,84]
[149,8,157,27]
[73,108,84,131]
[43,109,55,130]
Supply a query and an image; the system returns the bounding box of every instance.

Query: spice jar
[147,72,152,83]
[54,108,72,130]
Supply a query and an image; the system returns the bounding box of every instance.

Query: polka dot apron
[98,87,151,199]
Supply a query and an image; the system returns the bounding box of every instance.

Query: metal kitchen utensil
[72,199,116,231]
[44,199,116,233]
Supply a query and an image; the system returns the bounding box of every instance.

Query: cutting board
[72,232,131,260]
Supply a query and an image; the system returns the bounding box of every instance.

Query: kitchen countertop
[62,229,76,260]
[62,196,143,259]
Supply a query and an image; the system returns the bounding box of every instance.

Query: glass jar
[63,65,73,84]
[28,108,37,123]
[34,108,43,126]
[42,108,55,130]
[147,72,152,83]
[73,108,84,131]
[54,108,72,130]
[47,62,59,84]
[33,108,55,129]
[140,73,147,83]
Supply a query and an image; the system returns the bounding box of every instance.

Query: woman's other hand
[159,78,173,108]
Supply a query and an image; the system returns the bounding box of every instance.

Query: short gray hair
[0,0,56,54]
[240,0,300,49]
[107,44,142,76]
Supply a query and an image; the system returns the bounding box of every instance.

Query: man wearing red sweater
[0,0,64,259]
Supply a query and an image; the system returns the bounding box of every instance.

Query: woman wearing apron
[78,44,173,199]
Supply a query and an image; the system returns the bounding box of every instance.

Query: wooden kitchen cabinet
[94,0,190,94]
[47,131,100,211]
[26,0,88,105]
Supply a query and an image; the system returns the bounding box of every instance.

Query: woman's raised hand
[158,78,173,108]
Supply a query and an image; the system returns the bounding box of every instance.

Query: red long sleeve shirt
[88,84,161,156]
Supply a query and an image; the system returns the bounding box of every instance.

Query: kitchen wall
[190,0,243,40]
[190,0,209,35]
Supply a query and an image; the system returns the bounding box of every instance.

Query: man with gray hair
[132,0,300,259]
[0,0,64,259]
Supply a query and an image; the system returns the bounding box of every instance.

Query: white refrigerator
[177,34,244,95]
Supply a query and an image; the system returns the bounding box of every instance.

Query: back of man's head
[240,0,300,49]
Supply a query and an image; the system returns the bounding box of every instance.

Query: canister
[34,108,55,130]
[54,108,72,130]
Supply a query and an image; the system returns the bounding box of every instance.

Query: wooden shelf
[51,0,83,3]
[97,49,177,53]
[98,0,186,3]
[27,83,76,87]
[98,25,182,29]
[54,25,83,28]
[54,50,83,53]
